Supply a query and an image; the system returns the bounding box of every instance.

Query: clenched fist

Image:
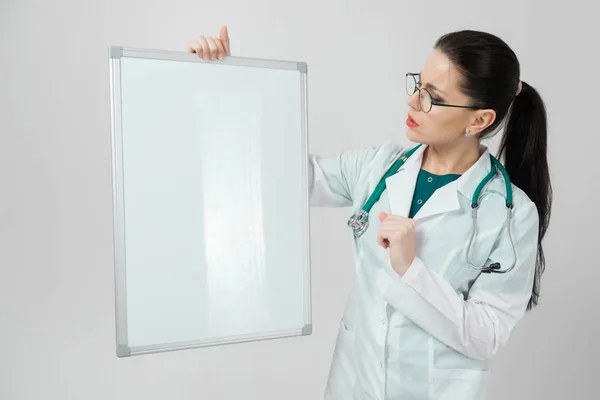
[377,212,416,276]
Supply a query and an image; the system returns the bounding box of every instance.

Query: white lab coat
[309,142,539,400]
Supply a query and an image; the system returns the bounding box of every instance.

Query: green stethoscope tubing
[347,144,517,274]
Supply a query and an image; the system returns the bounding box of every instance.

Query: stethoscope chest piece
[347,210,369,238]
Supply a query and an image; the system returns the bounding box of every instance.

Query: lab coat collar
[384,143,493,220]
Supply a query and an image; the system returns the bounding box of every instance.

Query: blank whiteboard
[108,46,311,358]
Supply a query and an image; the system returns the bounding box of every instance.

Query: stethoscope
[347,144,517,274]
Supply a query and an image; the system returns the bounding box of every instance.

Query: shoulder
[316,141,406,201]
[512,184,539,229]
[487,177,539,229]
[341,141,405,170]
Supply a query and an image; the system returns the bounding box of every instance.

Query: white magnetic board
[108,47,311,357]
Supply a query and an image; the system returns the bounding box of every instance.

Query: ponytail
[497,81,553,310]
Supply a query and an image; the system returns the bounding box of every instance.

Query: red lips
[406,114,419,128]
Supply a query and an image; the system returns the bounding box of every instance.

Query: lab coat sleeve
[382,200,539,361]
[308,143,401,207]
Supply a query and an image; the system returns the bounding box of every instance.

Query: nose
[407,90,421,111]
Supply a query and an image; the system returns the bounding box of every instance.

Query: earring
[465,130,471,137]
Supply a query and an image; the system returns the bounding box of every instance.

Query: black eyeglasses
[406,73,481,113]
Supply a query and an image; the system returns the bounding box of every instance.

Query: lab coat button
[427,177,433,183]
[417,199,423,205]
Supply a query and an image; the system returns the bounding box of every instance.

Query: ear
[467,108,496,137]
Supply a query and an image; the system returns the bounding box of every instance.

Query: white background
[1,0,598,399]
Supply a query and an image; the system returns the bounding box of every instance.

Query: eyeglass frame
[406,72,482,113]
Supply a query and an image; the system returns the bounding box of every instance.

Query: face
[405,49,494,146]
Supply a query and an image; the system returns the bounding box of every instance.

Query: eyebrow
[418,73,447,96]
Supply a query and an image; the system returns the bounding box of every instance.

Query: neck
[421,141,481,175]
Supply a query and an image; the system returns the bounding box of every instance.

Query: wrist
[393,259,413,276]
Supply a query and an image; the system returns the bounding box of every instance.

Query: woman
[187,27,552,400]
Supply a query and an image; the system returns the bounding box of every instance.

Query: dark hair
[435,30,552,311]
